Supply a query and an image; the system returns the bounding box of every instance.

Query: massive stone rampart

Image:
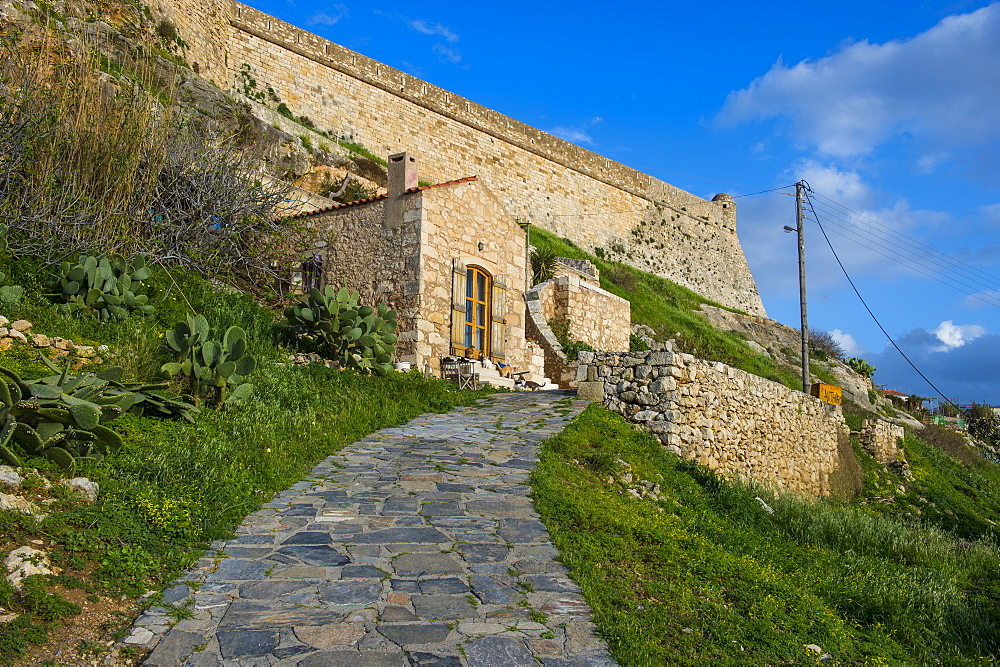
[151,0,765,315]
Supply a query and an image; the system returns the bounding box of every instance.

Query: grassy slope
[530,228,824,389]
[0,257,488,660]
[532,405,1000,664]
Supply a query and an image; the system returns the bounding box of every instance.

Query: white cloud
[308,5,348,27]
[547,117,604,146]
[933,320,986,350]
[432,43,462,65]
[829,328,864,356]
[409,19,459,43]
[550,127,593,145]
[718,4,1000,160]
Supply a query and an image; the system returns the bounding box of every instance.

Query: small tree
[808,329,845,361]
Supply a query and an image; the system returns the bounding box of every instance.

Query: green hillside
[532,405,1000,664]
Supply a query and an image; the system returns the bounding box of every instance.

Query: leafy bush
[808,328,845,361]
[846,357,876,378]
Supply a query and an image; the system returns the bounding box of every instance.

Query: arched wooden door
[450,260,507,361]
[464,266,490,355]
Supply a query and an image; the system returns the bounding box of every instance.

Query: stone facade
[285,159,528,376]
[149,0,765,316]
[577,347,852,496]
[858,419,904,464]
[523,277,631,389]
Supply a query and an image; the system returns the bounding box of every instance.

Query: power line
[798,198,1000,306]
[802,187,962,411]
[809,191,1000,292]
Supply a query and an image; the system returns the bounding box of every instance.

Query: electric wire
[802,185,965,412]
[808,219,1000,308]
[805,198,1000,295]
[810,191,1000,290]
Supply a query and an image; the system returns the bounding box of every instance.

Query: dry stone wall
[552,277,630,352]
[858,419,904,464]
[577,347,852,496]
[150,0,765,316]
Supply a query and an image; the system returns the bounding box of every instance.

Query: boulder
[0,466,21,488]
[5,546,52,589]
[62,477,99,503]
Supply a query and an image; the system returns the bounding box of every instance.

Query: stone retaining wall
[858,419,904,464]
[577,347,852,496]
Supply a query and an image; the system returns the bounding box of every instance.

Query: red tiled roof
[280,176,478,221]
[879,388,909,398]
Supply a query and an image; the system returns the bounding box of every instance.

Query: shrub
[846,357,876,378]
[808,328,845,361]
[46,254,154,321]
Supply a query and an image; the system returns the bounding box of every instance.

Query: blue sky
[247,0,1000,404]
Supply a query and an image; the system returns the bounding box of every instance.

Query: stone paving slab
[127,391,616,666]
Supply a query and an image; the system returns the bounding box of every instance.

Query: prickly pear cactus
[161,315,256,405]
[46,254,154,321]
[278,286,398,376]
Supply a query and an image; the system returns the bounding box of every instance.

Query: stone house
[282,152,634,385]
[283,153,531,375]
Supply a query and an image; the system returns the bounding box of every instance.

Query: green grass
[532,405,1000,664]
[530,228,802,390]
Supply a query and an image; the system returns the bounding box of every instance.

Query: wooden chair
[457,360,480,390]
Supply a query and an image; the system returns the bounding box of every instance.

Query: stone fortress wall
[150,0,766,316]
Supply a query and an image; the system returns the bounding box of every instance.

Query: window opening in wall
[302,253,324,291]
[464,267,490,356]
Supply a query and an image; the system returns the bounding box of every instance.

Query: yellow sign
[810,383,843,406]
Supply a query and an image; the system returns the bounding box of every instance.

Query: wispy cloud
[433,44,462,65]
[409,19,459,43]
[548,116,604,146]
[308,5,348,27]
[373,13,464,65]
[718,4,1000,166]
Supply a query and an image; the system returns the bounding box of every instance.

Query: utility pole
[795,182,810,393]
[785,181,810,393]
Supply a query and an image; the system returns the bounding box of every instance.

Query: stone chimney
[384,152,418,229]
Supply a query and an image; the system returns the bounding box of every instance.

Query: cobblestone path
[127,390,616,666]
